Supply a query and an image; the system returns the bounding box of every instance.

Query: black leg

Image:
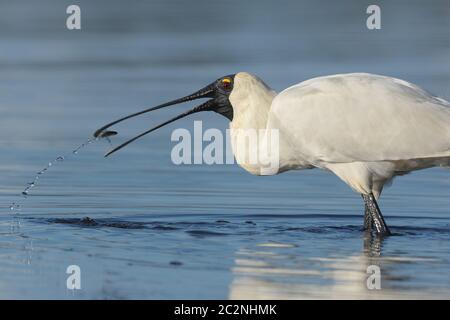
[363,202,372,231]
[361,193,391,236]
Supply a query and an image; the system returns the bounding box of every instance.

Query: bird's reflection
[363,230,384,257]
[229,231,440,299]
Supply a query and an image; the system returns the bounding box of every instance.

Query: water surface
[1,0,450,299]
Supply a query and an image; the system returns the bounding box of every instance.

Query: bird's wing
[267,73,450,164]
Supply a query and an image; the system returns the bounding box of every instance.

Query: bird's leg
[361,193,391,236]
[363,201,373,231]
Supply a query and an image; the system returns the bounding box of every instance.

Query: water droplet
[17,138,99,211]
[10,202,21,212]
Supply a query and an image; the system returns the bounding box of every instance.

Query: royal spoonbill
[94,72,450,236]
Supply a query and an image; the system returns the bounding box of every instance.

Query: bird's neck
[228,82,278,175]
[229,82,276,131]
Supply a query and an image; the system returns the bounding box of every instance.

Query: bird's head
[94,74,239,157]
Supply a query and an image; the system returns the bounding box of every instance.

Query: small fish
[96,130,118,138]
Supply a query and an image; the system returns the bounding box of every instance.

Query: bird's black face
[211,76,234,120]
[94,74,235,157]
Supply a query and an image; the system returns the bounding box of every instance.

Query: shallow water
[1,0,450,299]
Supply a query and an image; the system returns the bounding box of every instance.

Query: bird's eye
[221,78,232,90]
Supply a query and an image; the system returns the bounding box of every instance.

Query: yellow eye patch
[222,78,231,84]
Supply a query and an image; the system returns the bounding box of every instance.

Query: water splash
[9,136,111,215]
[19,138,95,200]
[8,131,118,217]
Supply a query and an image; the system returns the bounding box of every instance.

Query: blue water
[1,0,450,299]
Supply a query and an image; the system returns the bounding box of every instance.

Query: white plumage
[230,72,450,200]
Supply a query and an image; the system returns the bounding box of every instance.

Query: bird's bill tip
[95,130,118,139]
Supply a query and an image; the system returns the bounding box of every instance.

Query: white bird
[94,72,450,236]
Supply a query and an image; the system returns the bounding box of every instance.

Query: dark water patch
[277,224,361,234]
[102,221,147,229]
[390,225,450,236]
[27,217,235,232]
[216,220,230,223]
[388,215,450,221]
[240,213,450,221]
[151,225,180,231]
[241,213,362,220]
[326,225,364,232]
[42,217,147,229]
[284,226,327,234]
[186,230,229,238]
[169,221,215,226]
